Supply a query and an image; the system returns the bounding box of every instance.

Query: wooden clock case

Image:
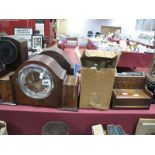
[11,54,67,108]
[0,35,28,77]
[41,46,74,75]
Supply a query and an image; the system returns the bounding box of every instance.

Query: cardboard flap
[81,50,120,69]
[85,50,119,59]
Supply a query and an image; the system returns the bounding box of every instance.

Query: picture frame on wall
[14,28,33,48]
[31,35,43,49]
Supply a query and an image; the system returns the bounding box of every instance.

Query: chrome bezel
[18,64,54,99]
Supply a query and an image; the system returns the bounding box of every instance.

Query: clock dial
[18,64,54,99]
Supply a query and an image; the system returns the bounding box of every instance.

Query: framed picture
[31,35,43,49]
[14,28,33,48]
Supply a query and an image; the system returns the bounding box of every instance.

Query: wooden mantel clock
[11,54,67,107]
[0,36,28,77]
[41,46,74,75]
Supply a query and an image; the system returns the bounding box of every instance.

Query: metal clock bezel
[17,64,54,99]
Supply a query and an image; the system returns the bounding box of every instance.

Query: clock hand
[33,68,37,82]
[31,70,36,83]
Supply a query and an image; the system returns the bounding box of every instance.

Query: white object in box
[0,121,8,135]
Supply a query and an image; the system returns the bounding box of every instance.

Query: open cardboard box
[79,50,120,110]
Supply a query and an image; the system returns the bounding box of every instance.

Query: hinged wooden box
[111,76,153,109]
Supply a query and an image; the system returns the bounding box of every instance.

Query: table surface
[0,103,155,115]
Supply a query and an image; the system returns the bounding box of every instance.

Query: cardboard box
[79,50,119,110]
[79,68,116,110]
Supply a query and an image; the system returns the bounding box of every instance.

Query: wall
[67,19,101,37]
[66,19,137,37]
[57,19,68,34]
[110,19,137,37]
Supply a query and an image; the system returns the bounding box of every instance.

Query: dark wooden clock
[11,54,67,107]
[41,46,74,75]
[0,35,28,77]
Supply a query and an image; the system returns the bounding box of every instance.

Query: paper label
[39,72,44,79]
[133,94,139,97]
[122,92,128,95]
[42,79,51,86]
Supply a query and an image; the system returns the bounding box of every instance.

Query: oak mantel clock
[11,54,66,107]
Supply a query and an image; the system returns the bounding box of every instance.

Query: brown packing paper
[79,68,116,110]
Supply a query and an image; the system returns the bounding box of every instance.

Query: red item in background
[44,19,57,46]
[0,19,36,35]
[44,19,50,39]
[87,39,97,49]
[0,19,56,46]
[117,52,154,68]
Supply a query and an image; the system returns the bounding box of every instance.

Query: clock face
[18,64,54,99]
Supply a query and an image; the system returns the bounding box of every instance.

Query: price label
[42,79,51,86]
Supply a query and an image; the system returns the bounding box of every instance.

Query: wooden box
[62,75,78,111]
[0,72,15,102]
[111,76,153,109]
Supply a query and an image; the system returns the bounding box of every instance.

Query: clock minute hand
[33,68,38,82]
